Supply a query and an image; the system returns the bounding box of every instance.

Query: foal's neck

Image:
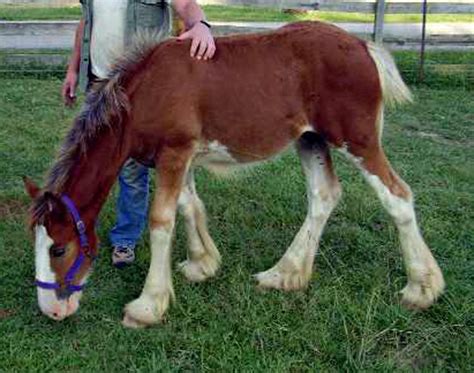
[62,131,130,225]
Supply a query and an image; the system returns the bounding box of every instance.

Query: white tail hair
[367,42,413,107]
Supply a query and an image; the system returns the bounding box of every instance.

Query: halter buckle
[76,220,86,234]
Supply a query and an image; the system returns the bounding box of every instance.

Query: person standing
[62,0,215,267]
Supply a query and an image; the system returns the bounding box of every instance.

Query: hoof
[400,266,445,310]
[178,254,220,282]
[254,266,310,291]
[122,291,173,328]
[122,313,148,329]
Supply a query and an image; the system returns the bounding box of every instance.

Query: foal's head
[24,178,97,321]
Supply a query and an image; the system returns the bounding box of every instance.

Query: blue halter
[35,195,95,296]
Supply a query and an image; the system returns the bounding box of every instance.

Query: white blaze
[35,225,61,315]
[35,225,55,285]
[34,225,83,320]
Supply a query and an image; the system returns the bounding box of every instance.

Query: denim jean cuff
[111,241,136,250]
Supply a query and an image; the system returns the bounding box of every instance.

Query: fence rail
[198,1,474,42]
[310,1,474,44]
[200,0,474,13]
[308,1,474,14]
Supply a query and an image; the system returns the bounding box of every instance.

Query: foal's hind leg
[342,144,445,309]
[256,133,341,291]
[177,168,221,282]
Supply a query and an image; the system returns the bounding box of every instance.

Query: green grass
[395,51,474,89]
[0,4,472,23]
[0,56,473,370]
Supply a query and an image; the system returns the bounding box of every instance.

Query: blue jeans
[109,159,149,248]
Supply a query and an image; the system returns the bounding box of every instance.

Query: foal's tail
[366,42,413,107]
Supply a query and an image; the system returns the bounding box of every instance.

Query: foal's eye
[50,245,66,257]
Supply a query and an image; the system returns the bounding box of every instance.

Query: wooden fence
[311,1,474,14]
[0,0,76,5]
[315,1,474,43]
[201,1,474,44]
[3,0,473,44]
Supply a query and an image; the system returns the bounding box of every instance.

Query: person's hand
[62,70,78,107]
[177,22,216,60]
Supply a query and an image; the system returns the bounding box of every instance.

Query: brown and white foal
[25,22,444,327]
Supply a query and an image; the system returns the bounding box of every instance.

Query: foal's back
[127,22,380,163]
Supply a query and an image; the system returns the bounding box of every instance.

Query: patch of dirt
[408,130,474,147]
[0,309,15,319]
[465,114,474,121]
[0,198,28,219]
[283,8,310,15]
[432,64,473,75]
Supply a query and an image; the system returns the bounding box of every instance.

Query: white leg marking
[256,147,340,291]
[365,174,444,308]
[123,226,175,328]
[341,151,445,308]
[177,172,221,282]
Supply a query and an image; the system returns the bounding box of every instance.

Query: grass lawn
[0,55,473,370]
[0,4,473,23]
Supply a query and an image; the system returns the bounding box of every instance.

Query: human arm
[62,18,85,106]
[173,0,216,60]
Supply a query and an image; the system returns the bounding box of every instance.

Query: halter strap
[60,194,89,249]
[34,280,59,290]
[35,194,94,295]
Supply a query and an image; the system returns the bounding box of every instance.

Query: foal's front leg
[122,146,193,328]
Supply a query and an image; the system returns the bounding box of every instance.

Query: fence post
[374,0,386,44]
[419,0,429,82]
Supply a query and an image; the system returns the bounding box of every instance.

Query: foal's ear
[23,176,41,199]
[44,192,59,213]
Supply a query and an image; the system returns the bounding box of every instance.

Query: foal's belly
[193,140,240,171]
[193,139,273,175]
[194,120,312,173]
[200,115,311,162]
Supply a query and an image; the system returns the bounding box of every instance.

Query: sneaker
[112,245,136,268]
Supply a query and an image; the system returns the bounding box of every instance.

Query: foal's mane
[31,31,168,226]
